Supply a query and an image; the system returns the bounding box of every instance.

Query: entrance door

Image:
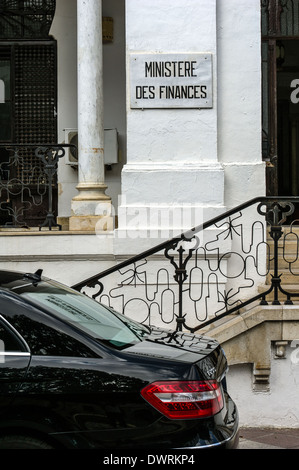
[262,0,299,197]
[277,40,299,196]
[0,42,57,227]
[0,1,57,227]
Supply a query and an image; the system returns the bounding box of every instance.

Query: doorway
[277,39,299,196]
[0,1,57,227]
[262,0,299,197]
[0,42,57,227]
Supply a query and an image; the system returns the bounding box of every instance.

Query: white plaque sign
[130,53,213,109]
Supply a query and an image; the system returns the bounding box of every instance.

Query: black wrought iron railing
[73,197,299,332]
[0,143,76,230]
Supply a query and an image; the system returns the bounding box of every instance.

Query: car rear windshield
[19,280,149,350]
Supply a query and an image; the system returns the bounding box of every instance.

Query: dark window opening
[0,1,57,227]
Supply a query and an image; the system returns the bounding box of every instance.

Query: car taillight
[141,380,224,419]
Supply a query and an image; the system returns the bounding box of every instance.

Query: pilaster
[117,0,224,251]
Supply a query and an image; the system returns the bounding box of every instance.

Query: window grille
[14,43,57,184]
[262,0,299,37]
[0,0,57,227]
[0,0,56,39]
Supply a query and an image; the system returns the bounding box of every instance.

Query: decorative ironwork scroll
[73,197,299,333]
[0,143,76,229]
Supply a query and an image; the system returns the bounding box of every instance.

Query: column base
[72,182,111,201]
[70,184,113,232]
[56,217,70,231]
[69,214,113,232]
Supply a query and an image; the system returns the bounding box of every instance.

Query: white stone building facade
[1,0,299,429]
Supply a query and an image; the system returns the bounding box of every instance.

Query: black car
[0,269,239,449]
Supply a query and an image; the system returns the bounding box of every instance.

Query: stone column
[69,0,111,231]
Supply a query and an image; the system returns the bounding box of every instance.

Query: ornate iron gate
[0,42,57,226]
[0,1,57,226]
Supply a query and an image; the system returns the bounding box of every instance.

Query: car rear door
[0,316,31,407]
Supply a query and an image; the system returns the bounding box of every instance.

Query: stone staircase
[201,302,299,391]
[200,226,299,391]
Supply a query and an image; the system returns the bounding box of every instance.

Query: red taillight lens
[141,380,224,419]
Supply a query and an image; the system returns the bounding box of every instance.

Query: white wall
[125,0,218,166]
[50,0,266,224]
[117,0,225,254]
[228,344,299,428]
